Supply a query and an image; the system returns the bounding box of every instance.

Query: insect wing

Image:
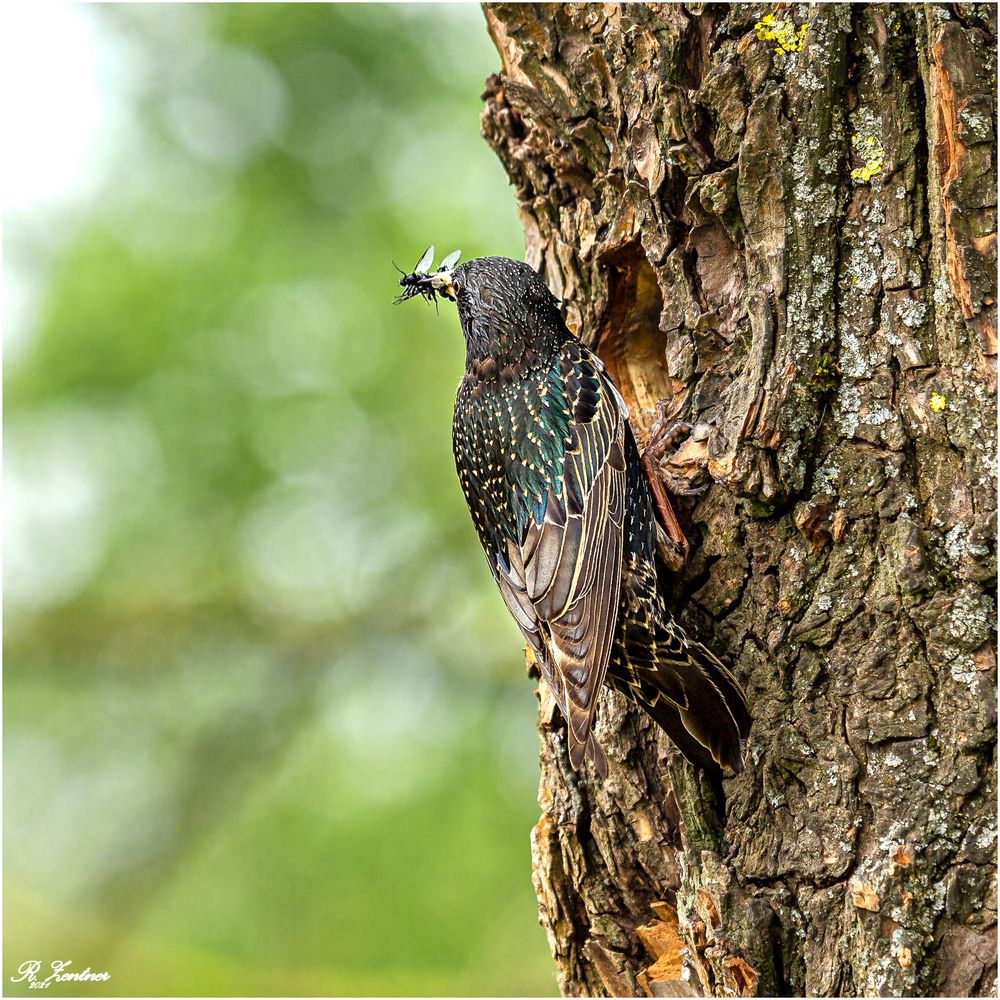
[414,245,434,274]
[439,249,461,271]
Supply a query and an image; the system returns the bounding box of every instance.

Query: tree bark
[479,4,996,996]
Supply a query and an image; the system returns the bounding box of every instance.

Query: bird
[395,249,751,777]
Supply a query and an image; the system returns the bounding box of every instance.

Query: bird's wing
[496,343,627,776]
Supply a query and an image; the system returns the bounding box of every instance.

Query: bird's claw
[647,407,695,457]
[641,451,690,572]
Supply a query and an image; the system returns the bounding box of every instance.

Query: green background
[4,4,556,995]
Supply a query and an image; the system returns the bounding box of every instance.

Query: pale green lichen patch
[754,13,808,56]
[896,295,927,329]
[836,383,862,438]
[848,104,885,186]
[851,133,884,183]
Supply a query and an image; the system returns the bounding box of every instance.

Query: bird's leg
[642,403,693,569]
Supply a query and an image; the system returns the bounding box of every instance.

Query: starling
[396,250,751,777]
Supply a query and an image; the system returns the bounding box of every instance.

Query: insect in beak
[393,247,461,308]
[430,269,457,301]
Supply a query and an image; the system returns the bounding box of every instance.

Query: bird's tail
[569,730,609,779]
[625,626,751,775]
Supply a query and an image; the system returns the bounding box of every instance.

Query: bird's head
[398,246,560,319]
[394,249,567,366]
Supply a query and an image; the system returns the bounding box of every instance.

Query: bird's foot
[641,404,692,572]
[642,402,719,570]
[647,409,694,458]
[646,402,715,496]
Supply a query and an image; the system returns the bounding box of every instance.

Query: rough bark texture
[479,4,997,997]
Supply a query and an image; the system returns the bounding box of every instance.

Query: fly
[393,247,461,309]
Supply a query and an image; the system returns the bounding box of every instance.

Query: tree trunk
[479,4,997,996]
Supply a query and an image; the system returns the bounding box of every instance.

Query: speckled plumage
[411,255,750,776]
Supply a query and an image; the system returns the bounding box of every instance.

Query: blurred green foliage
[5,5,556,995]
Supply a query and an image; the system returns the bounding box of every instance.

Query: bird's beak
[430,270,457,300]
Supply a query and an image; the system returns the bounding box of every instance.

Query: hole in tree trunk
[594,243,680,445]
